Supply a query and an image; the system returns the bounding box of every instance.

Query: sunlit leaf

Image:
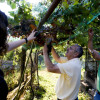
[11,2,16,9]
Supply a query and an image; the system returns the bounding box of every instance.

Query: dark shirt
[0,76,8,100]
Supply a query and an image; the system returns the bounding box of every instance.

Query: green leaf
[9,11,15,17]
[7,0,11,5]
[62,1,69,9]
[11,2,16,9]
[74,1,79,5]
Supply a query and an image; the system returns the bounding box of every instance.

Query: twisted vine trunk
[20,47,27,82]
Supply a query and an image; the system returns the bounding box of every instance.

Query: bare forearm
[43,52,61,73]
[88,38,100,60]
[43,52,54,69]
[88,38,93,50]
[87,29,100,60]
[43,45,61,73]
[7,30,36,52]
[51,47,60,62]
[7,39,26,52]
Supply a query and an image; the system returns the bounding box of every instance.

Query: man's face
[65,45,78,59]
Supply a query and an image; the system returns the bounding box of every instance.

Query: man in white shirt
[43,44,83,100]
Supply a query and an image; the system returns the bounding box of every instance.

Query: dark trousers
[57,97,78,100]
[94,90,100,100]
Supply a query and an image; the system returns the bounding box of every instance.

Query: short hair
[74,44,83,58]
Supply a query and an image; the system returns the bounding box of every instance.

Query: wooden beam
[35,0,62,36]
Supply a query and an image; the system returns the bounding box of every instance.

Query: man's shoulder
[68,58,82,68]
[60,57,68,63]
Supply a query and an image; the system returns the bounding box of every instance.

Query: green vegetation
[5,70,20,91]
[2,46,90,99]
[3,50,14,60]
[0,0,99,99]
[5,67,91,100]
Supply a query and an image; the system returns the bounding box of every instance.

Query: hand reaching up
[88,29,94,39]
[27,30,36,41]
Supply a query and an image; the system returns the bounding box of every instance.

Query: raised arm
[7,30,36,52]
[43,44,61,73]
[88,29,100,60]
[51,47,62,63]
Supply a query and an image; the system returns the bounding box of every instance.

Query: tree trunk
[20,47,27,82]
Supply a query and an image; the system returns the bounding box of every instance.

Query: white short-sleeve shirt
[55,57,82,100]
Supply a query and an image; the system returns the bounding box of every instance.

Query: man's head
[65,44,83,60]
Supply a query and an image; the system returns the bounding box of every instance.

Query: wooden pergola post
[35,0,62,36]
